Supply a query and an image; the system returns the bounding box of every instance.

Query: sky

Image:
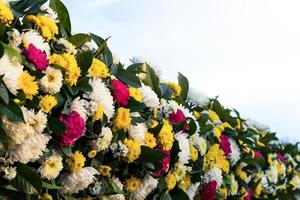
[64,0,300,141]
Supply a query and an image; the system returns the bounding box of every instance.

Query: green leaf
[116,68,141,88]
[42,181,63,190]
[178,72,189,101]
[1,42,22,63]
[48,117,66,133]
[127,99,146,112]
[160,192,172,200]
[138,146,166,169]
[76,77,92,92]
[68,33,91,48]
[143,64,161,97]
[160,83,173,99]
[170,187,189,200]
[0,101,24,122]
[76,50,93,75]
[0,82,9,104]
[49,0,71,34]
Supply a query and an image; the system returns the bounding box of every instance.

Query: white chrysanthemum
[22,30,50,55]
[111,176,124,191]
[112,53,120,65]
[229,174,238,195]
[3,166,16,180]
[139,84,160,109]
[186,182,200,200]
[91,127,113,152]
[187,87,209,107]
[24,108,47,134]
[175,132,191,164]
[57,38,77,55]
[291,175,300,190]
[128,123,146,143]
[130,56,162,80]
[7,29,22,50]
[61,167,99,194]
[0,53,23,95]
[70,97,90,120]
[85,78,115,120]
[204,166,223,188]
[41,4,59,23]
[130,174,158,200]
[39,67,63,94]
[101,194,126,200]
[160,99,179,114]
[228,138,241,166]
[266,165,278,184]
[174,162,189,181]
[110,141,128,158]
[190,134,207,156]
[9,133,51,164]
[244,118,270,132]
[38,153,63,180]
[81,41,95,51]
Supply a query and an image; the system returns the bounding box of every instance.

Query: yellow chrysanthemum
[165,172,176,191]
[178,174,191,192]
[18,71,39,100]
[190,144,198,161]
[40,193,53,200]
[49,53,81,86]
[88,58,109,78]
[213,126,222,141]
[125,176,141,192]
[236,164,247,181]
[87,150,97,158]
[235,118,241,130]
[203,144,229,174]
[123,138,141,163]
[67,151,86,173]
[208,109,220,122]
[39,95,57,113]
[98,165,112,177]
[129,87,142,102]
[0,1,13,24]
[257,140,265,147]
[113,107,131,131]
[165,82,181,97]
[144,132,157,148]
[158,120,174,151]
[93,104,104,122]
[253,183,262,198]
[219,187,228,199]
[193,111,201,119]
[150,119,159,128]
[25,15,58,40]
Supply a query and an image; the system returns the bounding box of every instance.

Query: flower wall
[0,0,299,199]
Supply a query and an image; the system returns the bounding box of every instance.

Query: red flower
[23,43,48,71]
[254,151,264,159]
[276,152,286,163]
[244,188,252,200]
[111,79,130,106]
[169,109,185,124]
[200,181,217,200]
[59,111,86,146]
[153,150,170,177]
[220,135,232,156]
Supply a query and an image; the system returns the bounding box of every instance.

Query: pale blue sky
[64,0,300,141]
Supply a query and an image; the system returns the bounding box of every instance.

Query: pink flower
[23,43,48,71]
[200,181,217,200]
[244,188,252,200]
[153,150,170,177]
[59,111,86,146]
[254,151,264,159]
[220,135,232,156]
[111,79,130,106]
[169,109,185,124]
[276,152,286,163]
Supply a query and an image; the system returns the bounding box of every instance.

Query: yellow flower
[87,150,97,158]
[67,151,86,173]
[113,107,131,131]
[40,193,52,200]
[257,140,265,147]
[144,132,157,148]
[125,176,141,192]
[203,144,229,174]
[178,174,191,192]
[39,95,57,113]
[25,15,58,40]
[150,119,159,128]
[236,164,247,181]
[98,165,112,177]
[123,138,141,163]
[49,53,80,86]
[0,1,13,24]
[190,144,198,161]
[222,122,233,129]
[18,71,39,100]
[219,187,228,199]
[235,118,241,130]
[129,87,142,102]
[158,120,174,151]
[208,110,220,122]
[39,154,63,180]
[93,104,104,122]
[193,111,201,119]
[88,58,109,78]
[253,183,262,198]
[213,126,222,141]
[165,172,176,191]
[165,82,181,97]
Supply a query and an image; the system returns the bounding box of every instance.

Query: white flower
[8,133,51,164]
[245,118,270,132]
[228,138,241,166]
[0,53,23,95]
[187,87,209,107]
[22,30,51,55]
[186,182,200,200]
[229,174,238,195]
[175,132,190,164]
[70,97,90,120]
[41,4,59,23]
[139,84,160,109]
[130,174,158,200]
[39,67,63,94]
[110,141,128,158]
[266,165,278,184]
[291,175,300,190]
[204,166,223,188]
[130,56,162,80]
[111,176,124,190]
[61,167,99,194]
[89,181,102,195]
[91,127,113,152]
[7,29,22,50]
[85,78,115,120]
[57,38,77,55]
[24,108,47,134]
[3,166,16,180]
[112,53,120,65]
[101,194,125,200]
[190,134,207,156]
[38,153,63,180]
[128,123,147,143]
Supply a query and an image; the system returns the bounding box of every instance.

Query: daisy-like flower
[18,71,39,100]
[139,84,160,109]
[228,138,241,166]
[175,132,191,164]
[41,4,59,23]
[7,29,22,50]
[204,166,223,188]
[131,174,158,199]
[91,127,113,152]
[38,153,63,180]
[57,38,77,55]
[128,123,147,143]
[24,108,48,134]
[2,166,17,180]
[39,67,63,94]
[187,87,209,107]
[70,97,90,120]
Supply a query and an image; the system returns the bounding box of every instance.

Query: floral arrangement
[0,0,299,200]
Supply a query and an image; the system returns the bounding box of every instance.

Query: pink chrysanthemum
[153,150,170,177]
[59,111,86,146]
[111,79,130,106]
[220,135,232,156]
[200,180,217,200]
[23,43,48,71]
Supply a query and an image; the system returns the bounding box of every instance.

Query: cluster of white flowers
[187,87,209,107]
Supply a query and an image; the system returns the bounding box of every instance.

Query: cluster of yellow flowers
[157,120,174,150]
[88,58,109,78]
[25,15,58,40]
[203,144,229,174]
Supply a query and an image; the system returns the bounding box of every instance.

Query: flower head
[220,135,232,156]
[18,71,39,99]
[25,15,58,40]
[125,176,141,192]
[23,43,48,71]
[111,79,130,106]
[158,120,174,151]
[0,1,13,24]
[129,87,142,102]
[113,107,131,131]
[88,58,109,78]
[67,151,86,173]
[39,95,57,113]
[200,181,217,200]
[165,172,176,191]
[38,153,63,180]
[123,138,141,163]
[39,67,63,94]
